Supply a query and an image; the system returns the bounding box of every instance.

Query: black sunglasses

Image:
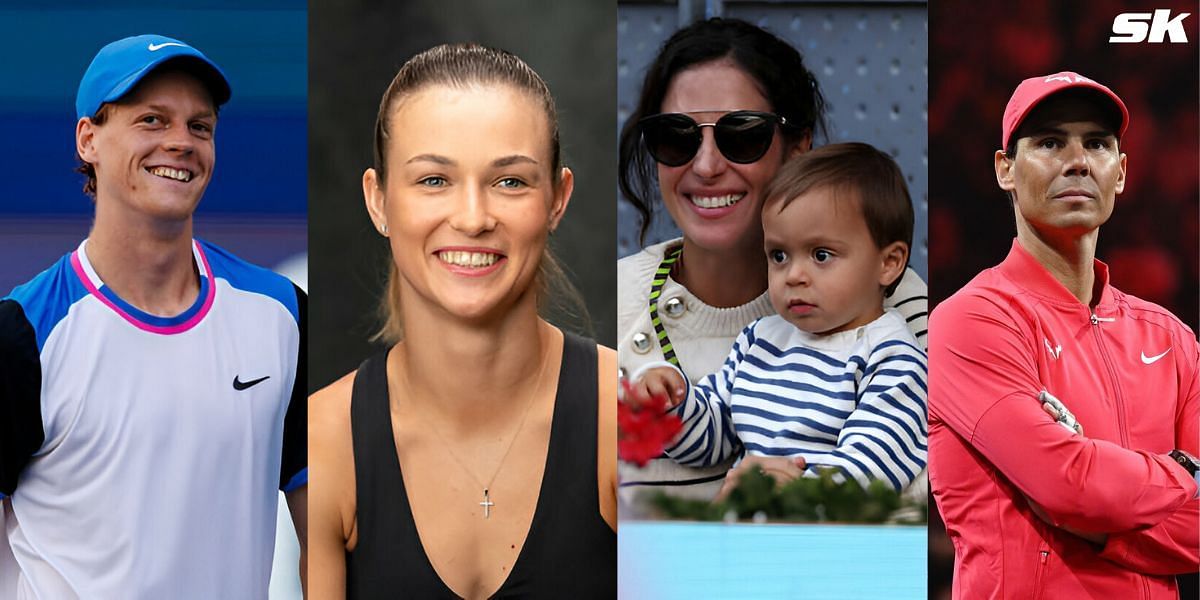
[638,110,790,167]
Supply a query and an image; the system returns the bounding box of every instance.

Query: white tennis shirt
[0,239,306,599]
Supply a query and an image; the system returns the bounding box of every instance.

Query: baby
[628,142,927,492]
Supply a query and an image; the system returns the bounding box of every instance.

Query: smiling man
[928,72,1199,598]
[0,35,306,598]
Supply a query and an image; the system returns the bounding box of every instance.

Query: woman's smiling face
[655,60,795,255]
[366,83,570,325]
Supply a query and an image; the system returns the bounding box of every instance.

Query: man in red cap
[928,71,1199,598]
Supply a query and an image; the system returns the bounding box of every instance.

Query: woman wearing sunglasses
[309,44,617,598]
[617,17,928,501]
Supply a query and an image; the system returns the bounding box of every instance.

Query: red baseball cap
[1001,71,1129,150]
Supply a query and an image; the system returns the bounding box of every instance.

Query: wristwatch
[1168,450,1200,484]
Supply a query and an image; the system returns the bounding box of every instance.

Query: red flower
[618,378,683,467]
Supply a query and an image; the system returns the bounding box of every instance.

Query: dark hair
[763,142,913,296]
[368,43,586,343]
[618,18,829,245]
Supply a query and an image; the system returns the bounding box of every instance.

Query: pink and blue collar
[71,239,216,334]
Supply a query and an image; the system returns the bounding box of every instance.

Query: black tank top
[346,333,616,599]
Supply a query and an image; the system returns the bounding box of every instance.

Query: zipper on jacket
[1090,312,1129,447]
[1032,550,1049,600]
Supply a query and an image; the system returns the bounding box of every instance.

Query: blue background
[620,522,926,599]
[0,1,306,293]
[0,3,306,598]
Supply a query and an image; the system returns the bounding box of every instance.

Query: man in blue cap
[0,35,306,598]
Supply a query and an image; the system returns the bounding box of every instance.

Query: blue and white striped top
[658,310,927,491]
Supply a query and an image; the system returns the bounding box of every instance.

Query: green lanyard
[648,245,683,367]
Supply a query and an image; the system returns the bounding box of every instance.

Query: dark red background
[929,1,1199,328]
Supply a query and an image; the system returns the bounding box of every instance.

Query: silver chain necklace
[401,344,552,519]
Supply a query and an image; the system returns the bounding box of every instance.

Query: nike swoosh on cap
[148,42,188,52]
[1141,348,1171,364]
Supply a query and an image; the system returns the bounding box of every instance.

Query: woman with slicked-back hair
[310,44,616,599]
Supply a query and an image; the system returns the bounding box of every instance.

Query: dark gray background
[308,0,617,391]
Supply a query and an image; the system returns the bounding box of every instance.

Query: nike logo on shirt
[1141,348,1171,364]
[233,375,270,390]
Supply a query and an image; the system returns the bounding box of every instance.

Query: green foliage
[648,466,927,524]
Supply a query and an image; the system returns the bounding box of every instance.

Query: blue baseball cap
[76,34,231,121]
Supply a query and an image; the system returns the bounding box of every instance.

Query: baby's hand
[627,367,687,410]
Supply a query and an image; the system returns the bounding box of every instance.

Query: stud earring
[379,222,389,236]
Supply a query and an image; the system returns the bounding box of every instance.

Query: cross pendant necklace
[480,488,495,519]
[403,340,552,520]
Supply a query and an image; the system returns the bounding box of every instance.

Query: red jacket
[930,240,1199,599]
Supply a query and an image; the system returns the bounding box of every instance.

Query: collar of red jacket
[998,238,1117,309]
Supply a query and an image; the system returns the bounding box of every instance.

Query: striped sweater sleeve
[661,323,755,468]
[824,338,928,491]
[886,267,928,350]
